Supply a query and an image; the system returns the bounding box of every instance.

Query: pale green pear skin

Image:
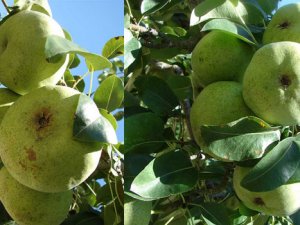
[0,85,102,193]
[0,88,20,121]
[0,10,69,95]
[124,196,152,225]
[190,81,253,150]
[191,31,254,86]
[0,167,72,225]
[243,42,300,125]
[233,166,300,216]
[263,3,300,44]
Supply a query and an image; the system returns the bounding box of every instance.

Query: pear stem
[1,0,10,13]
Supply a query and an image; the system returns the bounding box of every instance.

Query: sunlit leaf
[131,150,198,199]
[102,36,124,59]
[45,35,112,71]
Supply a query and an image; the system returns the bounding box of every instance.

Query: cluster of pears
[190,3,300,217]
[0,4,111,225]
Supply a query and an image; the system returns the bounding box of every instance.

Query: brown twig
[1,0,10,13]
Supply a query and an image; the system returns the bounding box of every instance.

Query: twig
[181,99,195,141]
[1,0,10,13]
[129,23,202,52]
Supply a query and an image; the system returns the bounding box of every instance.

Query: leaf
[130,150,198,199]
[141,0,170,15]
[190,0,248,26]
[160,26,187,37]
[64,70,85,92]
[134,76,179,116]
[94,75,124,112]
[73,94,118,144]
[102,36,124,59]
[124,112,165,153]
[191,202,231,225]
[99,109,117,131]
[14,0,52,16]
[241,137,300,192]
[257,0,279,15]
[45,35,112,71]
[124,28,142,69]
[165,75,193,100]
[201,19,256,45]
[201,116,281,161]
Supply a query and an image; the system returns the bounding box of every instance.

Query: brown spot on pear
[233,166,300,216]
[0,85,103,193]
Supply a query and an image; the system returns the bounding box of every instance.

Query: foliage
[0,0,124,224]
[124,0,300,224]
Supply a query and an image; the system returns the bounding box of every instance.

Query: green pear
[0,167,72,225]
[191,31,254,87]
[124,196,152,225]
[233,166,300,216]
[243,41,300,125]
[0,85,103,193]
[263,3,300,44]
[0,10,69,95]
[0,88,20,121]
[190,81,253,151]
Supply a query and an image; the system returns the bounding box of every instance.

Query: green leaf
[124,112,165,153]
[134,76,179,116]
[141,0,169,15]
[190,0,248,26]
[256,0,279,15]
[241,137,300,192]
[73,94,118,144]
[14,0,52,16]
[201,19,256,45]
[64,70,85,92]
[201,116,281,161]
[191,202,231,225]
[165,75,193,100]
[130,150,198,199]
[160,26,187,37]
[102,36,124,59]
[45,35,112,71]
[93,75,124,112]
[125,29,142,69]
[99,109,117,131]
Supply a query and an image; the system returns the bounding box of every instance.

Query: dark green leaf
[134,76,179,116]
[124,112,165,153]
[290,209,300,225]
[94,75,124,112]
[165,75,193,100]
[125,29,142,69]
[190,0,248,26]
[64,70,85,92]
[130,150,198,199]
[241,137,300,192]
[256,0,279,14]
[102,36,124,59]
[45,35,112,71]
[141,0,169,15]
[201,19,256,45]
[73,94,118,144]
[191,202,231,225]
[201,116,281,161]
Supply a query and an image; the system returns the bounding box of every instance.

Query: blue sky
[0,1,124,142]
[279,0,299,7]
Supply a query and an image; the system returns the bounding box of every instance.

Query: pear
[0,10,69,95]
[0,85,103,193]
[0,167,72,225]
[243,41,300,125]
[233,166,300,216]
[190,81,253,151]
[124,196,152,225]
[191,31,254,87]
[263,3,300,44]
[0,88,20,121]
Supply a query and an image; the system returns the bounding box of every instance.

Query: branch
[1,0,10,13]
[129,23,203,52]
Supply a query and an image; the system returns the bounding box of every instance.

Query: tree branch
[129,23,202,52]
[1,0,10,13]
